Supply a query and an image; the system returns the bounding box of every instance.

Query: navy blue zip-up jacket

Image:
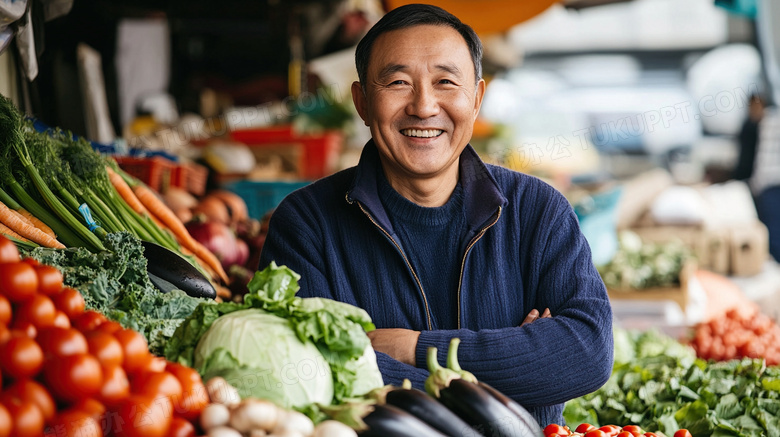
[259,141,613,426]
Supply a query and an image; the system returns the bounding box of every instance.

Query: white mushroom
[272,410,315,436]
[229,398,280,432]
[206,376,241,407]
[200,403,231,430]
[313,420,358,437]
[207,426,243,437]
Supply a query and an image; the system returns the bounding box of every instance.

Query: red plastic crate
[229,126,342,180]
[114,156,176,192]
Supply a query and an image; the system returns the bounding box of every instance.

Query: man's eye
[439,79,454,85]
[388,80,406,86]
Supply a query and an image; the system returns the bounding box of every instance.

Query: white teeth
[401,129,443,138]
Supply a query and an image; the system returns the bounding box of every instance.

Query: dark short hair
[355,3,483,87]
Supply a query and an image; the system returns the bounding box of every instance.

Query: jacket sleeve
[414,201,613,409]
[375,352,430,388]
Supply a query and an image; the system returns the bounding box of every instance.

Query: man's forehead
[367,24,472,72]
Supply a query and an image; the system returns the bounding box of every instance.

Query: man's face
[352,25,486,184]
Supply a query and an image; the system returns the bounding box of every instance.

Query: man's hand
[367,328,421,366]
[521,308,551,326]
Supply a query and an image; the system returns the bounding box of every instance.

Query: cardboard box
[729,221,769,277]
[607,260,695,311]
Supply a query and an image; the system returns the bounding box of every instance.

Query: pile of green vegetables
[599,231,691,290]
[165,262,384,412]
[22,231,204,354]
[564,329,780,436]
[0,94,188,260]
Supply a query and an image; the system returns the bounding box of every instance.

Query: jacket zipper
[347,195,433,330]
[456,206,502,329]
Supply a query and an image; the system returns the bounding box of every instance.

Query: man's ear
[351,81,370,126]
[473,79,486,118]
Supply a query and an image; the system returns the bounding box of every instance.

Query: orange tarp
[384,0,561,34]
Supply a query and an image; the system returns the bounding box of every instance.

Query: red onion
[185,221,248,269]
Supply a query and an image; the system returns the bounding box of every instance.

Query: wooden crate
[607,260,696,311]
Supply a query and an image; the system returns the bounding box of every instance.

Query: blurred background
[2,0,779,331]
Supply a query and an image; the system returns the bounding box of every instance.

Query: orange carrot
[107,166,168,229]
[107,166,147,214]
[0,201,65,248]
[133,184,229,283]
[0,222,28,242]
[17,208,57,239]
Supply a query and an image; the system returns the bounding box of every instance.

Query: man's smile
[400,128,444,138]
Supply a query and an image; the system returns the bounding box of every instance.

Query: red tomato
[622,425,643,436]
[617,432,633,437]
[644,433,659,437]
[15,294,56,329]
[0,295,10,326]
[52,311,71,329]
[34,266,63,297]
[73,311,107,333]
[599,425,622,436]
[72,398,106,422]
[113,394,172,437]
[21,257,40,267]
[0,262,38,302]
[0,335,43,379]
[166,362,203,387]
[136,355,167,374]
[0,325,9,345]
[99,365,130,407]
[43,353,104,403]
[1,379,56,423]
[544,424,570,436]
[575,423,596,434]
[94,320,122,335]
[86,331,124,368]
[167,417,196,437]
[46,409,102,437]
[131,370,182,403]
[37,327,88,358]
[3,397,44,437]
[171,381,209,421]
[113,329,151,374]
[10,320,37,338]
[673,430,692,437]
[53,287,85,320]
[0,403,10,437]
[585,431,608,437]
[0,237,20,264]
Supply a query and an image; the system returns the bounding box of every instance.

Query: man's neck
[382,165,459,208]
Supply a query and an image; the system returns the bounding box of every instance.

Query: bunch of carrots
[0,94,228,285]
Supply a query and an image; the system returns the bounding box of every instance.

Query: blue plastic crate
[226,180,310,220]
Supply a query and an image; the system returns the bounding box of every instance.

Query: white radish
[207,426,243,437]
[206,376,241,406]
[272,410,314,436]
[200,403,231,430]
[313,420,358,437]
[229,398,280,432]
[249,430,269,437]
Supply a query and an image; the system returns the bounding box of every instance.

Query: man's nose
[406,84,440,118]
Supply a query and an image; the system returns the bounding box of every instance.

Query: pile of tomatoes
[0,236,209,437]
[544,423,692,437]
[690,308,780,365]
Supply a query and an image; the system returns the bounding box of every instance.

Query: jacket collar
[346,140,507,236]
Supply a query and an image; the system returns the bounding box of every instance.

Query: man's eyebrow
[377,64,408,81]
[435,63,463,77]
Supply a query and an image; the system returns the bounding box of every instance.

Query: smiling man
[259,4,613,426]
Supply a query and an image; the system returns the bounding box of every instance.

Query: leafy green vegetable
[564,329,780,436]
[23,231,204,353]
[599,231,691,289]
[165,262,384,409]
